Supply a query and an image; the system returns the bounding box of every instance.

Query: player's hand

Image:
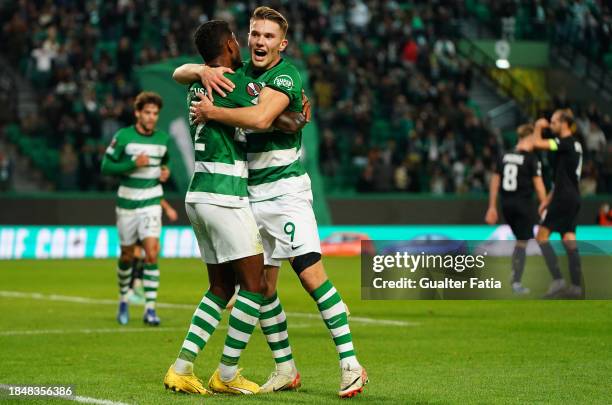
[134,153,149,167]
[535,118,549,129]
[538,201,549,217]
[302,89,311,122]
[164,206,178,222]
[200,66,235,101]
[190,93,214,124]
[159,166,170,183]
[485,207,498,225]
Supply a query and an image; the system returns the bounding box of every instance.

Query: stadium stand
[0,0,610,195]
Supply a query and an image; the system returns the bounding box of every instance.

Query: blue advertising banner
[0,225,609,260]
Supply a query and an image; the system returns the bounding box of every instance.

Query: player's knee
[144,246,159,264]
[144,254,157,264]
[209,284,234,302]
[263,278,276,298]
[240,278,265,294]
[291,252,321,276]
[120,247,134,263]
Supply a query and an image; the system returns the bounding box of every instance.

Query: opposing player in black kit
[533,109,583,299]
[486,124,547,295]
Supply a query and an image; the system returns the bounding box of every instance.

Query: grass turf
[0,257,611,404]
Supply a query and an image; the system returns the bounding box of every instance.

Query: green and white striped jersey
[104,126,170,213]
[185,65,259,207]
[244,59,311,201]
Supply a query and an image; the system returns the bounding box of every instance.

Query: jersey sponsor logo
[273,75,294,91]
[246,82,262,97]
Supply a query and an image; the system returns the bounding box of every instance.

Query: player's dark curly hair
[193,20,232,63]
[134,91,163,111]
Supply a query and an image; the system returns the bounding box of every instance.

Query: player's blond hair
[251,6,288,36]
[554,108,577,133]
[517,123,534,139]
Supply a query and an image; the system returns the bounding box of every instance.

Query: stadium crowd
[0,0,610,194]
[1,0,214,191]
[472,0,612,64]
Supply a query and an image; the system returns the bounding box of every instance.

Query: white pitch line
[0,323,314,337]
[0,290,418,327]
[0,327,184,336]
[0,385,130,405]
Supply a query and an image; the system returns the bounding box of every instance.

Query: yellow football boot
[164,365,212,395]
[208,368,260,395]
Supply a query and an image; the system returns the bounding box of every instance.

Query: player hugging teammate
[533,109,584,299]
[487,110,584,299]
[165,6,367,399]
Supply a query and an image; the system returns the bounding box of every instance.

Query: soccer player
[485,124,547,294]
[163,20,306,396]
[190,7,368,398]
[101,92,170,326]
[532,109,584,299]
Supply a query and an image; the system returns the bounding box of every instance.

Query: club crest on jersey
[246,82,262,97]
[273,74,294,90]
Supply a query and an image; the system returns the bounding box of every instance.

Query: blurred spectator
[584,121,607,161]
[597,204,612,225]
[78,140,101,191]
[59,143,78,191]
[0,150,13,192]
[319,128,340,177]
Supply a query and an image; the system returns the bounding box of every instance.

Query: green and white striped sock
[117,260,132,302]
[219,290,263,381]
[143,263,159,310]
[175,290,227,374]
[311,280,360,369]
[260,292,295,373]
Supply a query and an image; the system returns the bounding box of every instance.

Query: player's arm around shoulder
[533,118,557,150]
[173,64,235,101]
[192,86,291,130]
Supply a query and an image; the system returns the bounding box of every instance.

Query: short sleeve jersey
[185,64,260,207]
[495,150,541,202]
[243,59,311,201]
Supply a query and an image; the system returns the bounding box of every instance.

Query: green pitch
[1,258,611,404]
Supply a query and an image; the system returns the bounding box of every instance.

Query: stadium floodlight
[496,58,510,69]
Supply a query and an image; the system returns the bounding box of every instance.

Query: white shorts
[186,202,263,264]
[250,190,321,267]
[116,206,162,246]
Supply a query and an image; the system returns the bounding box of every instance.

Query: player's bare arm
[173,64,234,99]
[191,86,290,130]
[160,199,178,222]
[485,173,500,224]
[273,111,306,133]
[533,118,554,150]
[159,165,170,183]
